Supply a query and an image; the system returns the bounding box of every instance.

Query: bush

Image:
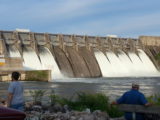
[74,92,109,111]
[49,89,56,106]
[54,92,123,118]
[29,90,46,105]
[147,94,160,105]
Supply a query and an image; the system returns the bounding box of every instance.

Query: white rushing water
[39,47,63,79]
[9,45,159,78]
[128,52,151,76]
[117,51,134,76]
[94,51,115,77]
[23,47,42,70]
[95,49,159,77]
[8,46,21,57]
[106,52,129,77]
[138,49,159,76]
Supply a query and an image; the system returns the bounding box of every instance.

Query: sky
[0,0,160,38]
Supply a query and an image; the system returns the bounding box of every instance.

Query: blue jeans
[10,103,24,111]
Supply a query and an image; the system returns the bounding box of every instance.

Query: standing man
[112,83,150,120]
[7,71,24,111]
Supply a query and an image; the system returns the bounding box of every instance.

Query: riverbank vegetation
[53,92,123,117]
[29,90,123,118]
[28,89,160,118]
[147,94,160,105]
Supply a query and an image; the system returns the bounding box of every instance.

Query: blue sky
[0,0,160,38]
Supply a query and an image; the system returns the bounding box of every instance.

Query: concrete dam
[0,30,160,79]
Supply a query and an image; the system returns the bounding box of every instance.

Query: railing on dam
[0,30,140,53]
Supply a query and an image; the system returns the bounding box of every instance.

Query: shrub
[147,94,160,105]
[75,92,109,111]
[54,92,123,118]
[29,90,46,105]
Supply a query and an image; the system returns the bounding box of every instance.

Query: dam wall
[139,36,160,70]
[140,36,160,46]
[0,30,159,78]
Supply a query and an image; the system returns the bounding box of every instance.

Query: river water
[0,77,160,102]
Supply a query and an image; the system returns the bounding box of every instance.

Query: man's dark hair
[12,71,20,80]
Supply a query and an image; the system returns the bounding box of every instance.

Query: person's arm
[7,93,13,107]
[7,83,14,107]
[140,93,151,106]
[144,102,152,106]
[111,93,126,105]
[111,101,118,105]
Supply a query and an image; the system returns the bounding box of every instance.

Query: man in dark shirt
[112,83,150,120]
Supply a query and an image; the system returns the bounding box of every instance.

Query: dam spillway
[0,30,160,79]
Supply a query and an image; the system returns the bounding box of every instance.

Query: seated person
[112,83,150,120]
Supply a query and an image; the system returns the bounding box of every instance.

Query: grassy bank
[29,90,123,118]
[29,90,160,118]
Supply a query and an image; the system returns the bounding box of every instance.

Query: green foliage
[147,94,160,105]
[48,89,61,105]
[53,92,123,118]
[29,90,46,103]
[75,92,109,111]
[107,105,124,118]
[49,89,56,105]
[48,89,68,106]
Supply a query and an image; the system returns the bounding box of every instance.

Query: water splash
[8,46,21,57]
[95,49,160,77]
[23,47,42,70]
[94,51,115,77]
[39,47,63,79]
[138,49,159,76]
[117,51,133,76]
[106,52,128,77]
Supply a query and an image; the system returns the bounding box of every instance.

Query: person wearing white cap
[112,83,150,120]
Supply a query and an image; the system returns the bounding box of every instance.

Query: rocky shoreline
[25,102,124,120]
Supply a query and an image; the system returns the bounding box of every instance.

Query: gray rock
[70,116,76,120]
[93,110,109,120]
[85,108,91,114]
[32,105,42,112]
[78,117,84,120]
[110,117,125,120]
[83,114,94,120]
[53,103,63,112]
[63,104,70,113]
[25,107,112,120]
